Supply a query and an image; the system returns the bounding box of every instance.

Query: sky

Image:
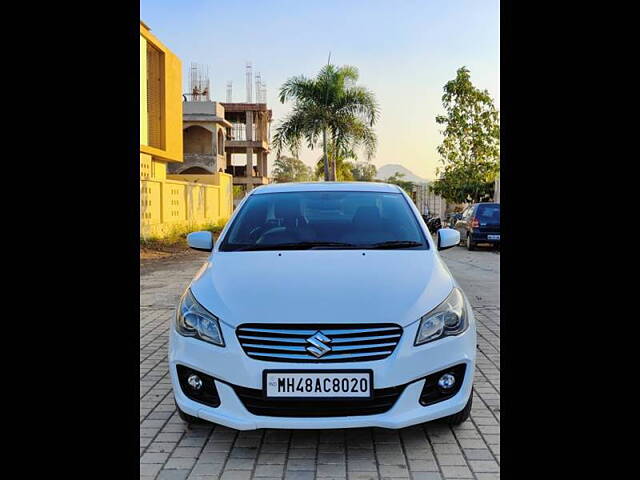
[141,0,499,181]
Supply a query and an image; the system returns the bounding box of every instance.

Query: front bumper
[168,308,476,430]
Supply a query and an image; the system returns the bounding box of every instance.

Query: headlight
[176,289,225,346]
[414,288,468,346]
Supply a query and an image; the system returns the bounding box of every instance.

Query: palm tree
[314,144,356,181]
[273,64,379,181]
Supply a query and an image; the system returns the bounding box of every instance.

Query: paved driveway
[140,247,500,480]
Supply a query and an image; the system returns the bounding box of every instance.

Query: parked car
[170,182,476,430]
[453,203,500,250]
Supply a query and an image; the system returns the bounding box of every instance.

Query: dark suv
[453,203,500,250]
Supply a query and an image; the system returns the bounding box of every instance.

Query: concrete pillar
[257,112,265,142]
[245,111,253,142]
[246,148,253,179]
[244,111,256,188]
[225,152,232,172]
[251,150,262,177]
[256,151,264,177]
[262,152,268,178]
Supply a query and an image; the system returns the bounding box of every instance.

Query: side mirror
[186,231,213,252]
[437,228,460,251]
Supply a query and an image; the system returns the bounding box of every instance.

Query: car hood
[190,250,455,328]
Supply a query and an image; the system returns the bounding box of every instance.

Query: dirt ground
[140,232,221,263]
[140,243,196,261]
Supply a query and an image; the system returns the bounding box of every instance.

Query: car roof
[250,182,403,194]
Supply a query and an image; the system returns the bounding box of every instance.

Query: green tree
[272,155,313,183]
[314,145,355,181]
[350,162,377,181]
[385,172,415,194]
[430,67,500,203]
[273,64,379,181]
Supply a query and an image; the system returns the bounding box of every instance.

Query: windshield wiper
[236,242,358,251]
[367,241,424,249]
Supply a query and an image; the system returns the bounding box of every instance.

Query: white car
[169,182,476,430]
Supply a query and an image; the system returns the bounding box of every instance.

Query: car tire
[175,401,208,425]
[466,234,476,251]
[442,391,473,426]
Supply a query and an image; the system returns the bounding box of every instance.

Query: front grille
[236,323,403,363]
[233,383,406,417]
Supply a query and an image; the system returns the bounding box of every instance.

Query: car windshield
[219,191,429,251]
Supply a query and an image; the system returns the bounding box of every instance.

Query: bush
[140,218,228,251]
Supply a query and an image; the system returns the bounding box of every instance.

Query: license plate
[264,370,373,399]
[487,235,500,240]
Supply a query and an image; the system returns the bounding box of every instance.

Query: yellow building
[140,21,233,238]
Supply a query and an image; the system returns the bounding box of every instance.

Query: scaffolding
[259,82,267,104]
[245,62,253,103]
[255,73,267,103]
[226,81,233,102]
[189,63,210,101]
[255,73,261,103]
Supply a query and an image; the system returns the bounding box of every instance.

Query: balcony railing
[230,124,257,142]
[183,93,210,102]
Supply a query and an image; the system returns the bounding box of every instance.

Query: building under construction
[222,62,271,191]
[173,62,272,192]
[222,102,271,190]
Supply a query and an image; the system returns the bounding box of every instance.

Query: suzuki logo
[306,331,332,358]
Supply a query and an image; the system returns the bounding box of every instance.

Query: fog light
[438,373,456,390]
[187,374,203,390]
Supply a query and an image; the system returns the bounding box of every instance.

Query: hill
[374,164,429,184]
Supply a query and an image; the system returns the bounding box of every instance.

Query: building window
[147,43,164,149]
[184,126,213,154]
[217,129,224,156]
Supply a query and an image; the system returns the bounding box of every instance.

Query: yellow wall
[140,35,148,147]
[141,173,234,238]
[140,153,152,180]
[167,174,219,185]
[163,49,183,163]
[140,21,233,239]
[139,23,183,164]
